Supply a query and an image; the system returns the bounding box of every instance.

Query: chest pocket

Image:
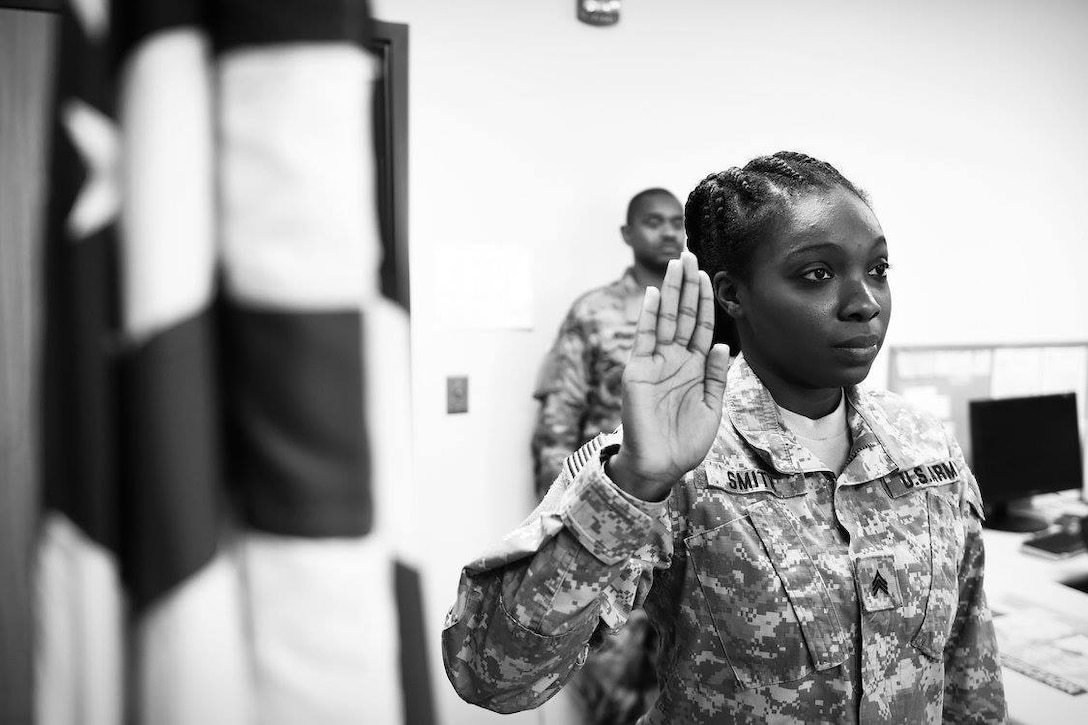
[909,487,966,660]
[684,497,849,689]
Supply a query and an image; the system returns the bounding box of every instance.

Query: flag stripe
[36,514,124,725]
[223,306,371,536]
[242,534,400,725]
[132,552,252,725]
[217,44,380,309]
[117,26,215,343]
[211,0,373,52]
[41,234,121,549]
[119,310,221,608]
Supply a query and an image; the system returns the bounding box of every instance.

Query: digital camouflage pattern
[532,266,656,722]
[532,268,643,498]
[444,356,1007,724]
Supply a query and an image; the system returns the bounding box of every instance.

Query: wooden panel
[0,7,56,722]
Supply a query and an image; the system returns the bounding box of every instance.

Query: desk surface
[982,528,1088,724]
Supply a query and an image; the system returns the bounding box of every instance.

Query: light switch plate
[447,376,468,414]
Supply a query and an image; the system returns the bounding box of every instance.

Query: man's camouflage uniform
[532,268,642,498]
[444,356,1007,723]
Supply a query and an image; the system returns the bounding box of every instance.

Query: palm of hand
[622,343,722,484]
[609,252,732,499]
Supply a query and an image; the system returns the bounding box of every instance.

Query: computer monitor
[968,393,1083,532]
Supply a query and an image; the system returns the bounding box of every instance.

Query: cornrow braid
[684,166,771,275]
[722,167,759,198]
[682,173,718,259]
[685,150,869,284]
[770,150,868,202]
[744,155,807,185]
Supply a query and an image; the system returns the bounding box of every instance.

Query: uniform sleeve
[941,434,1008,724]
[531,309,593,498]
[441,438,674,714]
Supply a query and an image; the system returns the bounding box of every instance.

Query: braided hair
[685,151,867,284]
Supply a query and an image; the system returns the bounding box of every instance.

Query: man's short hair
[626,188,677,225]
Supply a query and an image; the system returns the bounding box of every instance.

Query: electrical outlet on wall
[447,375,468,414]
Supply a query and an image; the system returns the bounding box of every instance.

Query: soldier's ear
[713,270,744,319]
[620,224,633,248]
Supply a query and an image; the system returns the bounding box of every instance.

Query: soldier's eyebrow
[785,241,839,259]
[785,236,887,259]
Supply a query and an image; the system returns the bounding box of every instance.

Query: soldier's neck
[630,261,666,290]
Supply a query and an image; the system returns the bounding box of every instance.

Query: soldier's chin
[831,358,876,386]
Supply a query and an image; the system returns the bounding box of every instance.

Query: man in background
[530,188,684,725]
[532,188,684,498]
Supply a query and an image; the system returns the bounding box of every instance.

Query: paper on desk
[992,604,1088,696]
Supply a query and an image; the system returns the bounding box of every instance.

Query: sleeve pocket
[911,489,964,660]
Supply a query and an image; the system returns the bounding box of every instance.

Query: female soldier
[442,152,1006,723]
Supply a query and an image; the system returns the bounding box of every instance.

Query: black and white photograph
[2,1,1087,724]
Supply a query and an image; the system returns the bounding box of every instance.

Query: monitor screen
[968,393,1083,505]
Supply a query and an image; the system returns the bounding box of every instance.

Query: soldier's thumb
[703,344,731,408]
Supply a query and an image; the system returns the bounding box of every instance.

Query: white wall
[370,2,1088,723]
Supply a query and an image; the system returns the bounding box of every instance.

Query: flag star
[62,98,121,240]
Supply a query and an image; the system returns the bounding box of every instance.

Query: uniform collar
[725,355,909,483]
[619,266,640,291]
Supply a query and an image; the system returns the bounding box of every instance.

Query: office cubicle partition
[887,342,1088,497]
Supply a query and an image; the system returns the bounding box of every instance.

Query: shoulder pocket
[684,498,848,689]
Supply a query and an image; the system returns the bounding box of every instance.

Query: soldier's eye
[801,267,833,282]
[868,262,891,279]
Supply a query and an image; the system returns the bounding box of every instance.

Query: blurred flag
[38,2,126,722]
[213,0,402,722]
[37,0,418,722]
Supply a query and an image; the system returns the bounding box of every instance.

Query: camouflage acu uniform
[532,268,643,498]
[444,356,1007,724]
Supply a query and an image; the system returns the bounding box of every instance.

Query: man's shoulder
[567,271,636,320]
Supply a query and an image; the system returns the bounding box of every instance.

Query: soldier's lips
[831,343,879,365]
[833,333,880,348]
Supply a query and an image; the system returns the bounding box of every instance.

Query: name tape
[884,459,960,498]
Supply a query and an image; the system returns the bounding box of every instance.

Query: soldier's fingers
[631,285,660,357]
[689,271,716,355]
[673,252,700,347]
[655,258,682,345]
[703,343,732,409]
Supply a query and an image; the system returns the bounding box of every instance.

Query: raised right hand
[607,252,732,501]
